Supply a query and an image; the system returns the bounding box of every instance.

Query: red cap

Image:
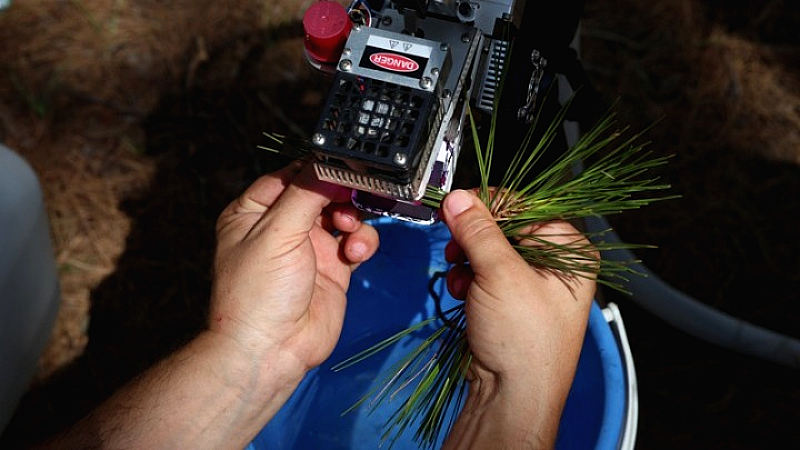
[303,1,351,64]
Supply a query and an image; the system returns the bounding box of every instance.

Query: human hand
[40,164,380,450]
[440,189,596,449]
[209,163,379,377]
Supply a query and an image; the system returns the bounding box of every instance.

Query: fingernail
[444,190,473,218]
[349,241,367,261]
[453,277,468,298]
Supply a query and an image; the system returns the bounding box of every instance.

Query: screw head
[393,152,407,166]
[312,133,326,146]
[419,77,433,90]
[339,59,353,71]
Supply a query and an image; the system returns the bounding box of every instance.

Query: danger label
[369,52,420,73]
[360,46,427,78]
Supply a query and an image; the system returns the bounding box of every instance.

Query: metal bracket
[518,49,547,124]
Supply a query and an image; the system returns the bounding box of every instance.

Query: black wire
[429,270,462,329]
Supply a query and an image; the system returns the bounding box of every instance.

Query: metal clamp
[518,49,547,124]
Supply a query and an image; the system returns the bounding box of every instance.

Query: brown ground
[1,0,798,448]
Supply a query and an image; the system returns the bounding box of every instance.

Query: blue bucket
[249,219,631,449]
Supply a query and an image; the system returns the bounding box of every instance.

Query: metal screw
[339,59,352,71]
[419,77,433,90]
[342,48,351,56]
[312,133,326,146]
[382,16,393,26]
[393,152,407,166]
[440,43,449,52]
[461,33,470,43]
[431,68,440,77]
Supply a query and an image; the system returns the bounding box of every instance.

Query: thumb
[441,190,521,272]
[250,165,350,241]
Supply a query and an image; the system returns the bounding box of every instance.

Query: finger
[318,209,337,235]
[330,203,362,234]
[254,164,352,240]
[446,264,474,300]
[216,162,304,239]
[315,194,360,235]
[514,221,601,274]
[518,221,590,247]
[227,162,303,216]
[444,239,466,264]
[342,222,379,266]
[440,190,524,273]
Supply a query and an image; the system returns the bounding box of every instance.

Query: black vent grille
[312,72,435,184]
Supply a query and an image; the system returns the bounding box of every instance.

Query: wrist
[444,375,566,450]
[51,330,312,450]
[201,329,308,404]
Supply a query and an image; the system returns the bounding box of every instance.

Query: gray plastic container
[0,144,61,433]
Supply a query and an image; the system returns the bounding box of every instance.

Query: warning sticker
[360,46,428,78]
[365,35,433,58]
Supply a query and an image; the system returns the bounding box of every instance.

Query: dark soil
[582,0,800,448]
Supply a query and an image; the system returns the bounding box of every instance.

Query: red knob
[303,1,351,64]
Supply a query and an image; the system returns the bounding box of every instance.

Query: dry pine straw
[36,142,155,380]
[0,0,325,380]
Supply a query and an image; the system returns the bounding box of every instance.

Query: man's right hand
[440,189,596,449]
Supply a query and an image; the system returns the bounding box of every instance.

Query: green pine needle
[257,132,314,161]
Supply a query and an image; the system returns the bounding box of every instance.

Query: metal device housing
[308,1,521,222]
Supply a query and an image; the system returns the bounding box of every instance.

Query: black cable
[429,270,463,329]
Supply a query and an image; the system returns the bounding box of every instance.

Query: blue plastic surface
[249,219,626,449]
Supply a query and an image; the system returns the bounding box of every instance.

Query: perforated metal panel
[312,72,436,184]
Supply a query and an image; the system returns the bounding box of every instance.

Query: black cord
[429,270,461,329]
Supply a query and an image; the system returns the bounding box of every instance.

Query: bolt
[419,77,433,90]
[312,133,326,146]
[339,59,353,71]
[393,152,407,166]
[431,68,440,77]
[461,33,470,43]
[458,1,474,18]
[382,16,393,26]
[342,47,351,56]
[440,43,449,52]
